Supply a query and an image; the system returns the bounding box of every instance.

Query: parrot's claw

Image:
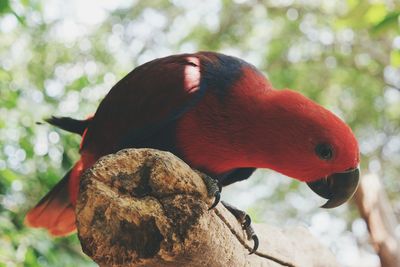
[249,235,259,255]
[243,214,251,228]
[221,201,259,254]
[242,219,259,254]
[199,173,222,210]
[199,175,259,253]
[209,190,221,210]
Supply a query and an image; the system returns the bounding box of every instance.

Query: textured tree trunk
[76,148,339,267]
[354,174,400,267]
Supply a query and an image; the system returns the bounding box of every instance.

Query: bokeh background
[0,0,399,266]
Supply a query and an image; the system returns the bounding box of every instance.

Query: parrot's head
[258,89,360,208]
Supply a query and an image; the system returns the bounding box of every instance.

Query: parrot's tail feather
[25,170,77,236]
[45,116,90,136]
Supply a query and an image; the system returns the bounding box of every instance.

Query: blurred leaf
[365,4,387,24]
[335,1,370,28]
[390,50,400,67]
[346,0,360,9]
[21,0,30,6]
[371,11,400,33]
[24,248,41,267]
[0,169,18,185]
[68,76,90,91]
[0,0,10,14]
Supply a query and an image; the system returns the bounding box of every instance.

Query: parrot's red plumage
[25,52,360,236]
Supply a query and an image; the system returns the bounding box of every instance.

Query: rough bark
[354,173,400,267]
[76,148,338,267]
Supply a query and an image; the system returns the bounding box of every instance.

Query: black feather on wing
[45,116,91,136]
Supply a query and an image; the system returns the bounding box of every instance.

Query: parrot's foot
[200,174,221,210]
[221,201,259,254]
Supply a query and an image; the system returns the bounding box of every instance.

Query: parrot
[25,51,360,253]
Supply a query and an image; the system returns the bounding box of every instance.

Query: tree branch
[76,148,339,267]
[354,173,400,267]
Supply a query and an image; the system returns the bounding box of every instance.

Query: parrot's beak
[306,168,359,208]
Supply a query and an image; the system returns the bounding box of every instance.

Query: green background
[0,0,399,266]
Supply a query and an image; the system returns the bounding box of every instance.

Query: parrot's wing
[80,53,209,154]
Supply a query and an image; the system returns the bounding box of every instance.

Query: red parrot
[26,52,359,241]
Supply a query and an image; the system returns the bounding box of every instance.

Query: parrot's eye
[315,143,333,160]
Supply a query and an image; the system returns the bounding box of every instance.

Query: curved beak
[307,168,359,208]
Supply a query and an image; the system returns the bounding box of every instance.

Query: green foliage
[0,0,399,265]
[0,0,10,14]
[372,11,400,33]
